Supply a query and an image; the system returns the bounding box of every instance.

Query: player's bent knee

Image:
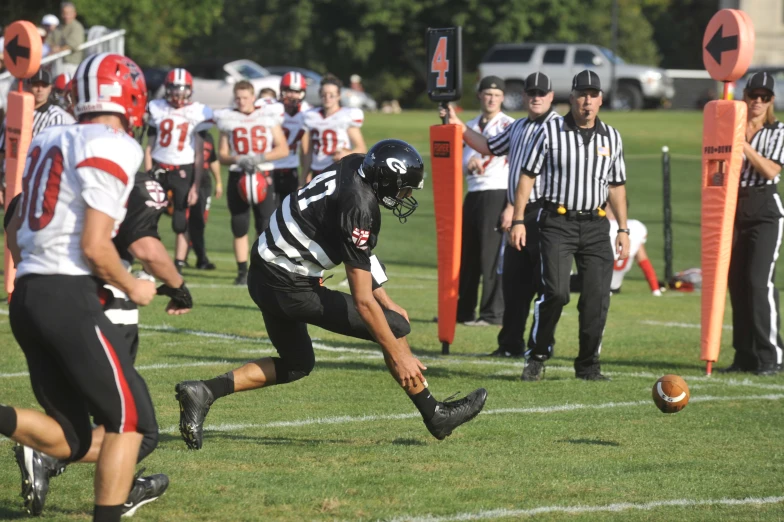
[551,290,571,307]
[272,357,315,385]
[231,214,250,238]
[387,312,411,338]
[172,211,188,234]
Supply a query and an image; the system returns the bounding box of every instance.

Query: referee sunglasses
[525,89,547,98]
[746,90,773,103]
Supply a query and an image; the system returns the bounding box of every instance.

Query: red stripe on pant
[96,326,138,433]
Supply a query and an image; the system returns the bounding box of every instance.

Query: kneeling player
[175,140,487,450]
[8,170,193,516]
[216,80,288,285]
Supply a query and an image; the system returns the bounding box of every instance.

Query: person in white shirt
[456,76,514,326]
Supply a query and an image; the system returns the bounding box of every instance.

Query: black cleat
[196,261,216,270]
[234,272,248,286]
[13,444,65,516]
[521,359,545,381]
[577,371,612,381]
[122,468,169,517]
[487,348,524,358]
[424,388,488,440]
[175,381,214,450]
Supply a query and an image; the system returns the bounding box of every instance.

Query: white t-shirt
[302,107,363,172]
[15,123,143,277]
[610,218,647,291]
[463,112,514,192]
[215,105,285,172]
[147,99,214,166]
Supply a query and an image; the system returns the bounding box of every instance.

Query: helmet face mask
[361,139,425,223]
[166,84,192,108]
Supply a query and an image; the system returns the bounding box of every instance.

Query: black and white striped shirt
[488,109,560,204]
[521,112,626,211]
[741,121,784,186]
[0,102,76,153]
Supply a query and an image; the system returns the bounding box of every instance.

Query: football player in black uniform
[6,171,190,517]
[175,139,487,449]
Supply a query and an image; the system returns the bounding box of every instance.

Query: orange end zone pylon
[700,100,746,374]
[430,125,463,354]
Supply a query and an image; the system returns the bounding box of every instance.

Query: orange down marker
[3,21,42,297]
[700,9,755,374]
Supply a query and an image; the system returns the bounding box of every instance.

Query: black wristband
[511,220,526,227]
[617,228,630,234]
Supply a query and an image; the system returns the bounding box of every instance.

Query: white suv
[478,43,675,111]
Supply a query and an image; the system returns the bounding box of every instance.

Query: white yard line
[159,393,784,435]
[386,495,784,522]
[640,320,732,330]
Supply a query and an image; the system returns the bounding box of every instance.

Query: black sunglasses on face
[526,90,546,98]
[747,91,772,102]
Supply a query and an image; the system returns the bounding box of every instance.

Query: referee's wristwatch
[617,228,630,234]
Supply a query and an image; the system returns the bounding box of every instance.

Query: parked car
[152,59,282,109]
[736,67,784,111]
[265,66,377,111]
[478,43,675,111]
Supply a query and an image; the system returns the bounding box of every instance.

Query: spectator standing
[46,2,84,77]
[41,14,60,57]
[724,72,784,376]
[510,70,630,381]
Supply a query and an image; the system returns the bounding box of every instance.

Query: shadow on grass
[605,358,707,372]
[391,438,427,446]
[0,504,84,519]
[559,438,620,447]
[200,303,259,312]
[158,431,354,448]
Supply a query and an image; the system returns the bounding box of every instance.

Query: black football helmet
[360,139,425,222]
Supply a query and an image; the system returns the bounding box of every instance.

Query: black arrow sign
[705,25,738,65]
[5,35,30,66]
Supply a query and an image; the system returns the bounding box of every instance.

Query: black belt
[738,184,777,197]
[542,201,606,221]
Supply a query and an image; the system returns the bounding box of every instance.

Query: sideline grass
[0,110,782,521]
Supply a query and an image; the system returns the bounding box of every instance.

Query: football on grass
[652,374,690,413]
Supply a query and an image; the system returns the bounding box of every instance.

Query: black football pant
[457,189,506,324]
[188,178,212,265]
[157,163,194,235]
[10,275,157,462]
[247,253,410,384]
[527,211,613,376]
[497,201,542,355]
[728,185,784,371]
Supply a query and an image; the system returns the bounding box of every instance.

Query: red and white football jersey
[215,105,285,171]
[147,99,214,166]
[463,112,514,192]
[15,124,143,277]
[272,109,309,170]
[610,219,647,291]
[303,107,363,172]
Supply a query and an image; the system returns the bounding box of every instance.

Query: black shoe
[577,370,612,381]
[756,366,779,377]
[423,388,488,440]
[487,348,524,358]
[175,381,214,450]
[122,468,169,517]
[718,364,753,374]
[521,360,545,381]
[234,272,248,286]
[13,444,65,515]
[197,260,216,270]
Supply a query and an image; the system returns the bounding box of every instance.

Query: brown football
[652,374,690,414]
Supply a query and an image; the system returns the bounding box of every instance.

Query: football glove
[157,282,193,309]
[236,154,266,172]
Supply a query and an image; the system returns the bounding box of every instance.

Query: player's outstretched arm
[82,208,156,306]
[346,264,426,391]
[438,104,492,155]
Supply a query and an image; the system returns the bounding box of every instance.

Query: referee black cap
[745,71,774,94]
[572,70,602,92]
[525,72,552,93]
[27,69,52,85]
[478,76,505,93]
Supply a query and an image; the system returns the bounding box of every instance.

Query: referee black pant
[457,189,506,324]
[497,201,542,354]
[728,185,784,372]
[527,210,613,376]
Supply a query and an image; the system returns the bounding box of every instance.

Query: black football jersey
[258,154,386,287]
[113,171,169,263]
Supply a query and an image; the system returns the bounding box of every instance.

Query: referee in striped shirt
[442,72,560,355]
[0,69,75,203]
[725,71,784,376]
[509,70,630,381]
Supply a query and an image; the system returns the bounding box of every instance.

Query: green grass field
[1,110,783,521]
